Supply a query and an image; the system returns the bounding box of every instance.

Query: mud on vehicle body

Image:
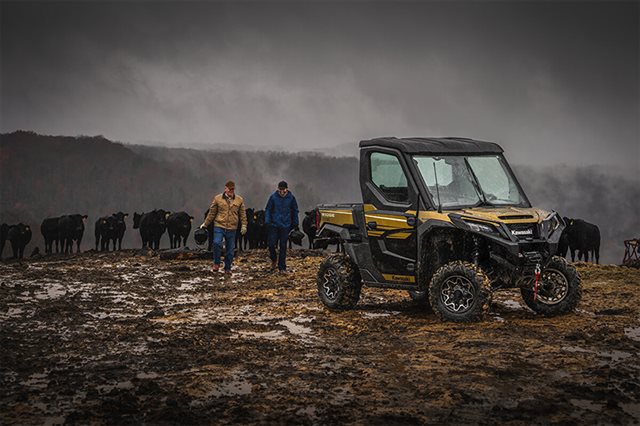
[314,137,581,322]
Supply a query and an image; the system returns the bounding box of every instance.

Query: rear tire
[317,253,361,310]
[520,256,581,316]
[428,261,491,322]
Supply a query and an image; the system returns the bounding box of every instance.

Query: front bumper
[448,213,562,275]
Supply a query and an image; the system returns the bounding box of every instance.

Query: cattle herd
[0,208,324,260]
[0,211,603,264]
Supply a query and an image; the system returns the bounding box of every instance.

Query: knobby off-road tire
[520,256,581,316]
[317,253,362,310]
[428,261,491,322]
[408,290,428,303]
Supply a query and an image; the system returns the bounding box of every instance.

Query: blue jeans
[213,227,236,271]
[268,225,290,271]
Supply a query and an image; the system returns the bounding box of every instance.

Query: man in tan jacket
[200,181,247,274]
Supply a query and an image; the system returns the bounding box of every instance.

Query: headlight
[542,212,561,236]
[464,220,497,234]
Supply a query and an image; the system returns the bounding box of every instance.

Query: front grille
[523,251,543,265]
[508,223,538,240]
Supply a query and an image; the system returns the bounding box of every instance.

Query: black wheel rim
[440,275,476,313]
[535,268,569,305]
[322,268,340,301]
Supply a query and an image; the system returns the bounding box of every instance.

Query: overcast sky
[1,1,638,170]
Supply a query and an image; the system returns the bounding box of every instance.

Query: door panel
[360,149,420,281]
[365,210,417,278]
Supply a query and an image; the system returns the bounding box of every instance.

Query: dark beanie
[278,181,288,189]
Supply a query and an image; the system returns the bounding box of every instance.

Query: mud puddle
[1,250,640,424]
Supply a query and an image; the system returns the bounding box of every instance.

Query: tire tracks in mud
[1,251,640,424]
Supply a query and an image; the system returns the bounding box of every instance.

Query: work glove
[241,225,247,235]
[200,223,206,229]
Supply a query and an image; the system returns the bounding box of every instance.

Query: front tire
[429,261,491,322]
[520,256,581,316]
[317,253,361,310]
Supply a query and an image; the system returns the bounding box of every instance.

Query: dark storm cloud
[1,1,638,170]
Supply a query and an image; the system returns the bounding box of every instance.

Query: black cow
[241,208,255,250]
[252,210,268,249]
[133,212,142,228]
[1,223,9,259]
[301,209,340,252]
[302,210,317,249]
[59,214,87,254]
[561,217,601,264]
[247,208,261,249]
[95,216,117,251]
[235,215,244,254]
[167,211,194,248]
[113,212,128,250]
[203,209,215,251]
[134,210,170,249]
[7,223,32,259]
[40,217,60,254]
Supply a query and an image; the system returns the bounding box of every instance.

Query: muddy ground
[1,249,639,425]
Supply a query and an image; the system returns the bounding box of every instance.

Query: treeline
[0,131,359,252]
[1,131,637,263]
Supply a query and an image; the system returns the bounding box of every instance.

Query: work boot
[224,269,233,276]
[271,260,277,270]
[212,264,220,272]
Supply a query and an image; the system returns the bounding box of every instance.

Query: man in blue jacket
[265,181,299,272]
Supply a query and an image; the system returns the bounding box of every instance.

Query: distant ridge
[0,130,360,255]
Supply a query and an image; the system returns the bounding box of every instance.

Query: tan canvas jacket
[204,193,247,231]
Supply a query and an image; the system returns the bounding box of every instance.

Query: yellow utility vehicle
[314,137,581,322]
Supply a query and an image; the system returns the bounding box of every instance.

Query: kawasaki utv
[313,137,581,322]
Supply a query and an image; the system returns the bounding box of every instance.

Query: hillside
[0,131,359,252]
[1,131,637,263]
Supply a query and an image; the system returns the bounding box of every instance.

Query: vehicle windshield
[413,155,526,209]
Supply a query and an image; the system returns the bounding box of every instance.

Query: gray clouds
[1,1,638,171]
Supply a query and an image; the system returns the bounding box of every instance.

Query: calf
[40,217,60,254]
[561,217,601,264]
[59,214,88,254]
[302,210,317,249]
[167,211,194,248]
[1,223,9,259]
[135,210,170,249]
[113,212,128,250]
[7,223,32,259]
[95,216,117,251]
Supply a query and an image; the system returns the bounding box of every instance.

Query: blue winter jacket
[265,191,299,229]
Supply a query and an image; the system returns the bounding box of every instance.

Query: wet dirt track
[1,250,640,425]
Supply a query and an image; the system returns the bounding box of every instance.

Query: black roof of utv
[359,137,503,155]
